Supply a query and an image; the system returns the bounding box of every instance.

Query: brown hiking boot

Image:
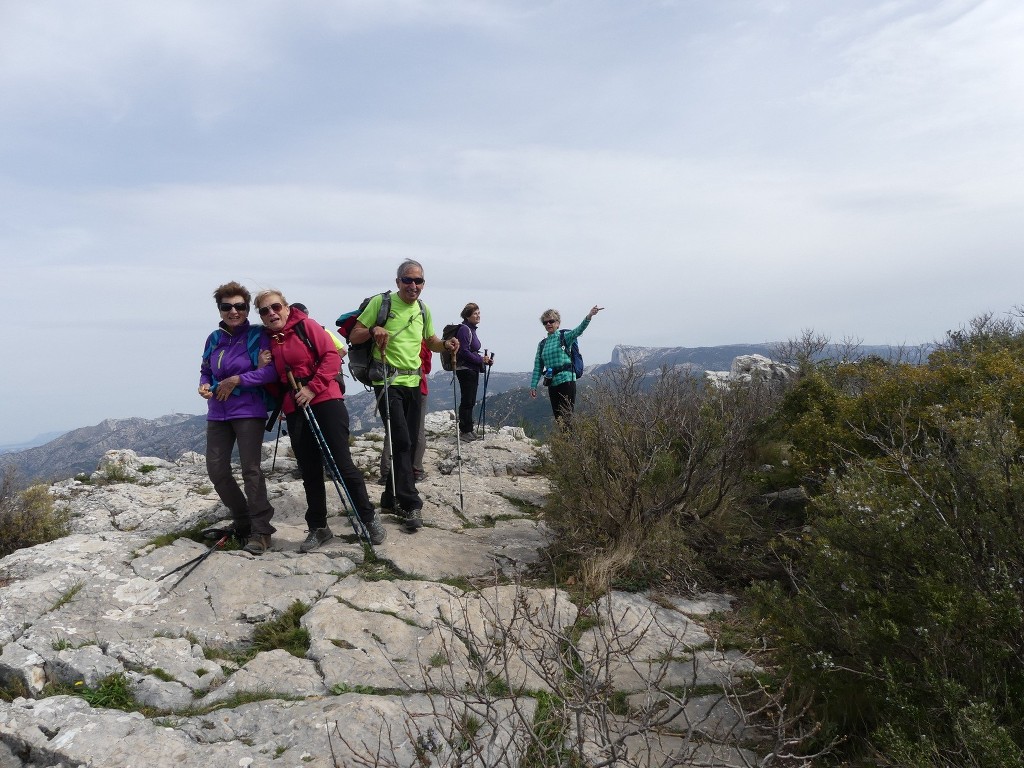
[243,534,272,555]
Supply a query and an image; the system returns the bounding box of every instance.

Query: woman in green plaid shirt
[530,305,603,424]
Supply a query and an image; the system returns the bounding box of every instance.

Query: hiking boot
[460,431,477,442]
[203,523,243,541]
[363,515,387,545]
[413,469,427,482]
[404,507,423,532]
[243,534,272,555]
[299,527,334,553]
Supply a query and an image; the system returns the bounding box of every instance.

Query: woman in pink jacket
[255,290,386,550]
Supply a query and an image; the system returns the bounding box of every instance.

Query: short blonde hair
[540,309,560,324]
[254,289,287,310]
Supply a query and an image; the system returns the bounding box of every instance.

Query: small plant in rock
[93,463,136,485]
[250,601,311,660]
[0,678,28,702]
[67,674,138,711]
[47,581,84,613]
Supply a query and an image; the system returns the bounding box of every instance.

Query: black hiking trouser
[374,384,423,513]
[547,380,577,426]
[456,369,479,434]
[286,398,375,530]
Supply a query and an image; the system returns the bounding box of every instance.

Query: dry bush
[0,465,70,558]
[331,580,829,767]
[541,364,782,592]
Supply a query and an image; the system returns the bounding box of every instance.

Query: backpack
[562,330,585,378]
[538,330,584,380]
[203,326,280,413]
[440,324,462,372]
[293,319,346,393]
[336,291,426,388]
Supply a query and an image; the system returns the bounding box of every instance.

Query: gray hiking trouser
[205,418,275,536]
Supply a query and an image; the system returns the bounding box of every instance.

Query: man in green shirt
[349,260,458,531]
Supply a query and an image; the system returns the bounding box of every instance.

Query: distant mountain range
[0,343,919,483]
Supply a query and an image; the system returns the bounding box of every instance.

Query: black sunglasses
[219,302,248,313]
[399,276,425,285]
[543,319,558,325]
[258,302,284,316]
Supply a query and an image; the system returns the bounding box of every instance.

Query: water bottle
[543,366,553,387]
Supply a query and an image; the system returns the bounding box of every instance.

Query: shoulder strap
[375,291,392,327]
[244,326,263,369]
[418,299,427,338]
[203,329,223,361]
[293,320,318,362]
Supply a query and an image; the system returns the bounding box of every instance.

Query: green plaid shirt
[531,316,591,388]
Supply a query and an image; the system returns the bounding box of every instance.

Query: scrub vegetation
[540,309,1024,766]
[0,465,70,559]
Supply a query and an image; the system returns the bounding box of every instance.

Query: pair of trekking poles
[160,371,375,592]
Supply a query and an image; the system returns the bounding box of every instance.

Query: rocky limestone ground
[0,411,759,768]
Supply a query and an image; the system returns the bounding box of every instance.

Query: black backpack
[336,292,425,388]
[440,324,462,372]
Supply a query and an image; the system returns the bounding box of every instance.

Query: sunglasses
[399,276,425,285]
[258,302,284,316]
[219,302,248,313]
[543,319,558,325]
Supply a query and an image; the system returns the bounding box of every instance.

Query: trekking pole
[377,350,400,513]
[271,414,283,472]
[157,532,230,592]
[451,348,464,513]
[477,351,493,441]
[287,371,372,548]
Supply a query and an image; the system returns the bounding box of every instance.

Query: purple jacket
[200,321,278,422]
[455,322,485,373]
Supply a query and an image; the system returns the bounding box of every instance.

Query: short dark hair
[214,281,251,305]
[461,302,479,321]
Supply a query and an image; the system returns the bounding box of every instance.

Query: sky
[2,0,1023,444]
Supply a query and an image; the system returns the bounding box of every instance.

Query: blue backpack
[561,330,585,378]
[538,330,584,379]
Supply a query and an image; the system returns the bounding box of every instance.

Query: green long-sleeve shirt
[531,316,590,388]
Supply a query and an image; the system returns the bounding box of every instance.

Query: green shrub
[0,467,70,558]
[756,314,1024,764]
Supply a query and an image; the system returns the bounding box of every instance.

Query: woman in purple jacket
[455,303,492,441]
[198,281,279,555]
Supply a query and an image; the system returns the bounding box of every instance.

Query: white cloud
[2,0,1024,442]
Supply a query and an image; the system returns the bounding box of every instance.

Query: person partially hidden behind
[348,260,459,532]
[530,305,603,426]
[199,281,278,554]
